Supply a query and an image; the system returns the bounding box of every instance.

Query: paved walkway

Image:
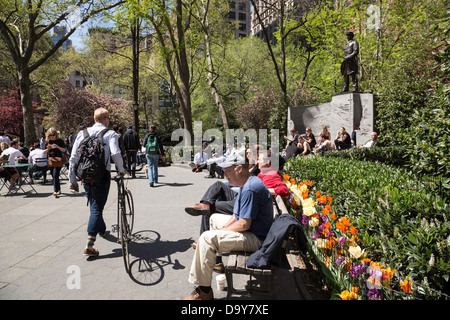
[0,164,302,300]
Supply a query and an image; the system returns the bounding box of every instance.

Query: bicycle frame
[112,173,134,274]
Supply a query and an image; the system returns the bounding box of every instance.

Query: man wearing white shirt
[28,143,47,165]
[0,140,25,164]
[359,132,379,148]
[205,144,226,179]
[0,131,12,145]
[190,143,208,173]
[28,142,49,184]
[68,107,126,257]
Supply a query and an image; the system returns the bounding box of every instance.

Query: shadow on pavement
[128,230,193,286]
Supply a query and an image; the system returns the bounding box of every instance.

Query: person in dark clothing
[123,125,140,178]
[334,127,352,150]
[113,124,126,165]
[305,127,316,152]
[296,134,312,156]
[44,127,66,197]
[19,142,30,158]
[142,125,165,187]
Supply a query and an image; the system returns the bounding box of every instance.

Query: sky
[69,28,86,51]
[68,14,116,52]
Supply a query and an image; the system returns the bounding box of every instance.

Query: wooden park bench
[224,195,300,299]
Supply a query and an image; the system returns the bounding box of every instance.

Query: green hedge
[284,155,450,299]
[321,147,449,197]
[320,146,409,167]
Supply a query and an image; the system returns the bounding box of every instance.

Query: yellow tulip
[303,206,316,217]
[299,183,308,193]
[315,238,327,248]
[302,197,316,207]
[349,245,365,259]
[309,217,319,227]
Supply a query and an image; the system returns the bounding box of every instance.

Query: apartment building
[225,1,252,38]
[52,26,73,52]
[251,0,301,43]
[68,70,91,89]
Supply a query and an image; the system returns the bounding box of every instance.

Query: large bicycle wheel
[124,190,134,234]
[120,210,131,274]
[116,188,134,235]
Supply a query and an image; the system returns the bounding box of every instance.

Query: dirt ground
[294,253,332,300]
[287,236,332,300]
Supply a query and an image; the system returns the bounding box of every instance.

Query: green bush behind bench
[284,154,449,299]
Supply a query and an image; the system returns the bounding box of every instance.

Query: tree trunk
[176,0,193,143]
[279,0,288,105]
[132,20,140,137]
[204,34,229,130]
[18,68,36,146]
[147,0,193,143]
[198,0,229,130]
[179,74,194,143]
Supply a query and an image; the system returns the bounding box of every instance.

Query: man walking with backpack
[123,125,141,178]
[142,125,165,187]
[69,107,127,257]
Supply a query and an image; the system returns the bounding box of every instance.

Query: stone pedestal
[287,92,374,147]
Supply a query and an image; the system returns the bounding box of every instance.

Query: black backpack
[74,128,110,184]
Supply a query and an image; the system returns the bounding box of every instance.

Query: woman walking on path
[44,128,66,197]
[142,125,165,187]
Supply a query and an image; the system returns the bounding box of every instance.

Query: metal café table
[2,163,37,196]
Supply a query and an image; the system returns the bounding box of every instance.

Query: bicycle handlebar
[110,169,129,182]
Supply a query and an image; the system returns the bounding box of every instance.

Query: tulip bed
[283,155,449,300]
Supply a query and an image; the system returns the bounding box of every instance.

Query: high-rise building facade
[52,26,73,52]
[225,1,252,38]
[251,0,300,43]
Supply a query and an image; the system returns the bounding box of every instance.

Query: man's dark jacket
[123,129,140,151]
[246,214,308,269]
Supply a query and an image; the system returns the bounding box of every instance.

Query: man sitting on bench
[183,153,274,300]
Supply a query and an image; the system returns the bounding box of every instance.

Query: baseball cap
[218,154,246,168]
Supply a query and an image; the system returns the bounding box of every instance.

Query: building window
[238,2,246,11]
[230,1,235,8]
[239,23,246,31]
[75,80,80,88]
[228,12,235,19]
[239,13,246,21]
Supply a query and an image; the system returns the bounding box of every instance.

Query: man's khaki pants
[188,213,262,287]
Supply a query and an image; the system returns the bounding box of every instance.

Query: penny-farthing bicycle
[112,173,134,274]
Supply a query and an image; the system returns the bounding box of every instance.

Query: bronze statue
[341,31,359,92]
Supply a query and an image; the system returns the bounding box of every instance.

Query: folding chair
[0,171,10,194]
[59,148,70,180]
[0,166,19,196]
[13,162,37,195]
[60,164,69,180]
[30,158,49,183]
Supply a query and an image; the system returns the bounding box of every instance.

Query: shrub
[236,86,284,131]
[321,147,449,197]
[284,155,450,299]
[320,146,410,168]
